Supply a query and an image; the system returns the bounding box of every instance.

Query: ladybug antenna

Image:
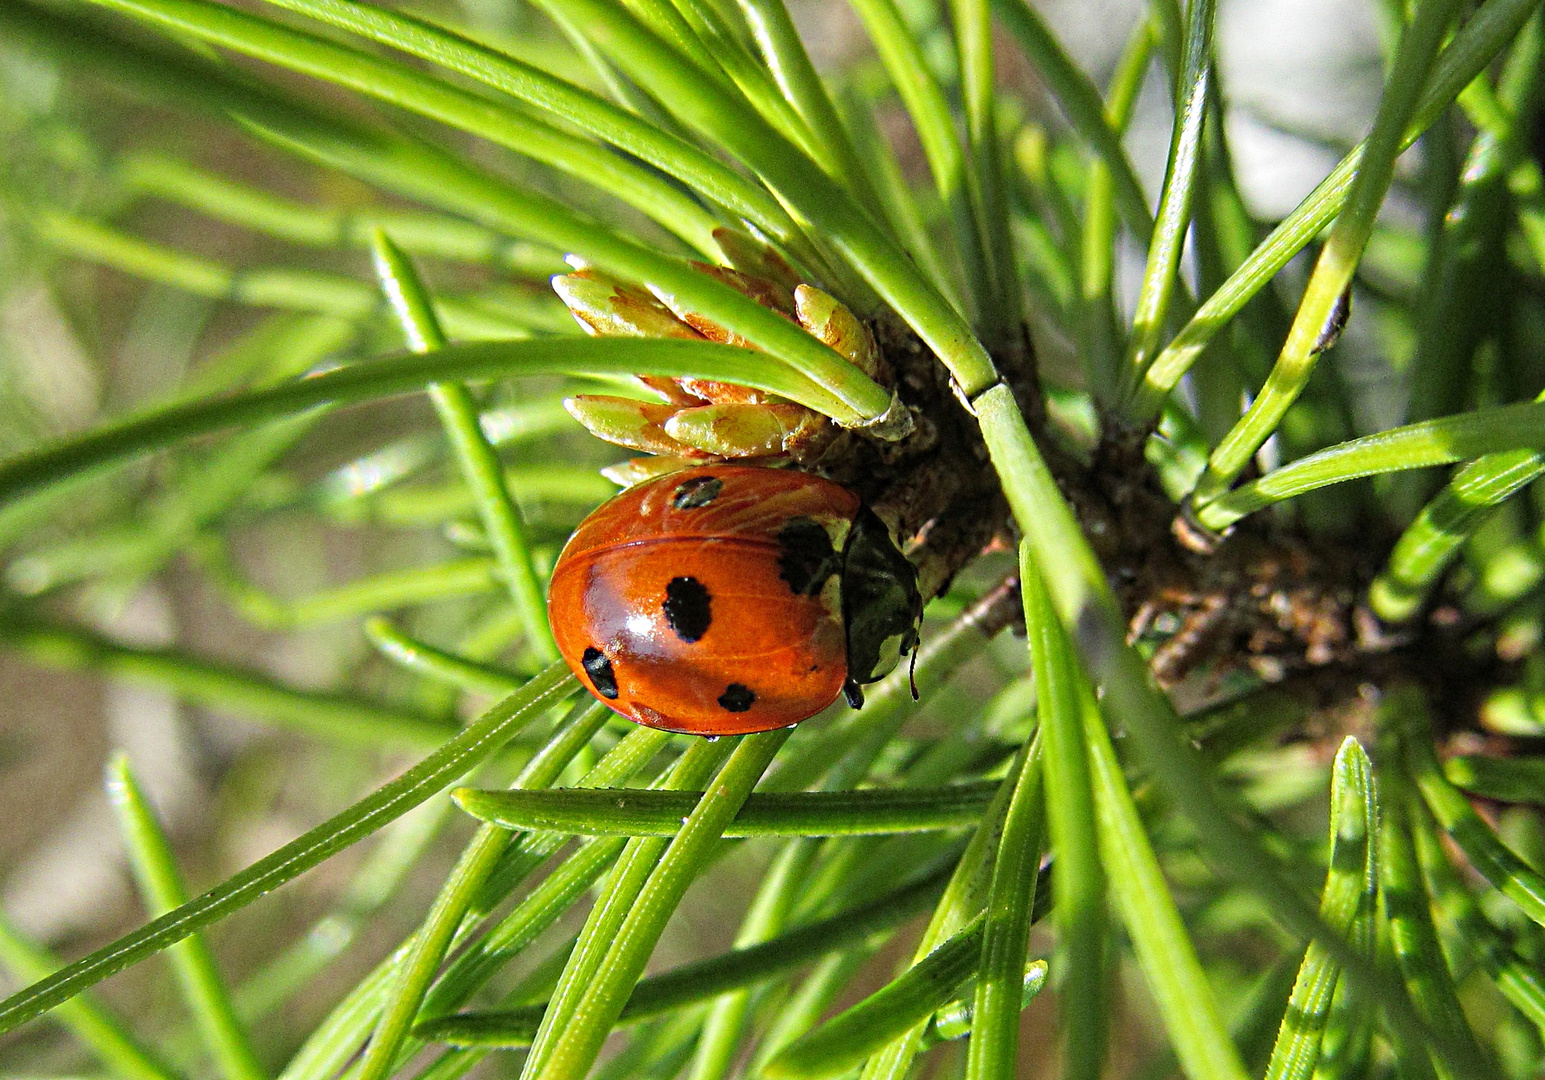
[907,644,919,701]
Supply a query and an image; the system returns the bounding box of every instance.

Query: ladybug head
[839,507,922,709]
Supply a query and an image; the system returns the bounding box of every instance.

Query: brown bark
[832,321,1503,742]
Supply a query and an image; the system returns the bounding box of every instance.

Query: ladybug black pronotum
[548,465,922,736]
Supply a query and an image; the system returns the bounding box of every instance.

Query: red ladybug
[548,465,922,736]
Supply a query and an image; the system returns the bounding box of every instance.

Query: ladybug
[548,465,922,736]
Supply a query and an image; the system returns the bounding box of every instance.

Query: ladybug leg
[663,402,828,459]
[843,678,865,710]
[563,395,712,459]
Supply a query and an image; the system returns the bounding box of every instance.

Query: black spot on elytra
[718,683,755,712]
[581,647,619,699]
[663,577,712,642]
[671,475,723,509]
[776,517,839,597]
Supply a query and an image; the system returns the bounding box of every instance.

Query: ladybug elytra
[548,465,922,736]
